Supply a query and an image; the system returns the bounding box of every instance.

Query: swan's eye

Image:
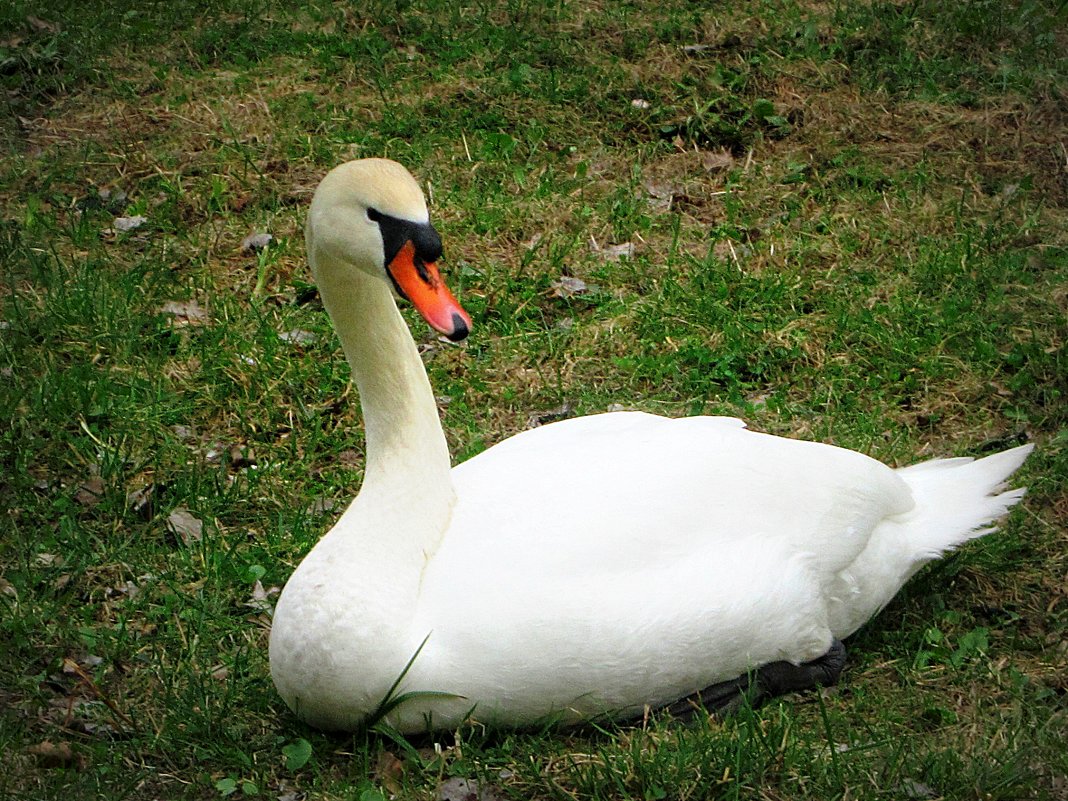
[367,207,384,224]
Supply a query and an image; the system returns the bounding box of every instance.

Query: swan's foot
[664,639,847,720]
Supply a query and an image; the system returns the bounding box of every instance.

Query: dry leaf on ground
[375,750,405,795]
[437,777,508,801]
[551,276,601,298]
[74,474,105,506]
[167,507,203,545]
[159,299,210,325]
[643,180,675,211]
[126,485,154,518]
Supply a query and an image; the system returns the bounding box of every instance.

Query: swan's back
[433,413,912,590]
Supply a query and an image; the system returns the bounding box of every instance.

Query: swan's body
[269,159,1032,733]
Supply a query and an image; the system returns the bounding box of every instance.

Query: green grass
[1,0,1066,799]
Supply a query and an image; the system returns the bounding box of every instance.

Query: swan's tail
[828,443,1033,638]
[894,443,1034,561]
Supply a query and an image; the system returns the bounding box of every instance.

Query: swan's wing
[444,411,912,580]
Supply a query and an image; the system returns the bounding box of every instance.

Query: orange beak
[386,241,471,342]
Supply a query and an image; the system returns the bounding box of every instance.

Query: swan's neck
[313,244,455,547]
[270,220,459,721]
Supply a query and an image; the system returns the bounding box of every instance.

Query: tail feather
[895,443,1033,559]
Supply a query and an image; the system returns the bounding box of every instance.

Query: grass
[1,0,1066,798]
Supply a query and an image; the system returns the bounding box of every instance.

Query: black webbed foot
[754,638,846,698]
[664,639,847,721]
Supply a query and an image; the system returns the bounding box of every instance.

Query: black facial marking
[367,207,443,267]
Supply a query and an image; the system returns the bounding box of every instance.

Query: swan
[268,158,1033,734]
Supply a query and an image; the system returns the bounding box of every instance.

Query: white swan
[268,158,1033,733]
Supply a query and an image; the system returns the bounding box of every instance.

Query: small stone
[113,215,147,232]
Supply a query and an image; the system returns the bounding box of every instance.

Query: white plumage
[268,159,1032,733]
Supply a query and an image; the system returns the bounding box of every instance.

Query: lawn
[1,1,1066,799]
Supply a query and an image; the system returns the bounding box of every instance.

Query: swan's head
[307,158,471,342]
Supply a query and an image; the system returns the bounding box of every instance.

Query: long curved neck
[272,239,457,699]
[311,241,455,538]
